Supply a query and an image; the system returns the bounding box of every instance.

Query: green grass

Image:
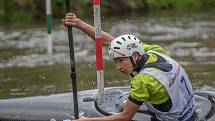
[0,48,30,62]
[0,48,47,63]
[144,0,203,11]
[0,64,71,98]
[0,61,128,99]
[183,64,215,87]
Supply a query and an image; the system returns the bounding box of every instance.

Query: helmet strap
[130,73,134,78]
[129,56,138,73]
[130,54,149,73]
[129,57,136,78]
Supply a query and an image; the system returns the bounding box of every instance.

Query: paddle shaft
[65,0,79,119]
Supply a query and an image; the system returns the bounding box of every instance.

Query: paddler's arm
[73,100,139,121]
[62,13,113,46]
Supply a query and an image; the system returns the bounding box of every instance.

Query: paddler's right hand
[62,13,80,27]
[72,116,94,121]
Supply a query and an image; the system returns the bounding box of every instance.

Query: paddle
[64,0,79,119]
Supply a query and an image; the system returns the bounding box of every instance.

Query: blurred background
[0,0,214,99]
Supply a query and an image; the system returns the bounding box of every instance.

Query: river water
[0,11,214,98]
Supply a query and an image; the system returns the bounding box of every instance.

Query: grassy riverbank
[0,61,128,99]
[0,0,214,24]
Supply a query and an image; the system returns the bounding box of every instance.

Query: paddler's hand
[72,116,94,121]
[62,13,80,27]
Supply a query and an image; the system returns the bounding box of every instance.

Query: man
[62,13,197,121]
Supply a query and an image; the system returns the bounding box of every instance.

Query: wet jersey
[129,44,194,121]
[129,44,170,105]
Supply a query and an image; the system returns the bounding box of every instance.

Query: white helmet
[108,34,144,59]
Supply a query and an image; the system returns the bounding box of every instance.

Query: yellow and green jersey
[129,43,170,105]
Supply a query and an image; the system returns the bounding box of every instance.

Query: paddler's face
[114,57,133,75]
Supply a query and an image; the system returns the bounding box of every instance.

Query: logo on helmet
[127,43,138,50]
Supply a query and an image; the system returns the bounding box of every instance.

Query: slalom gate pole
[65,0,79,119]
[45,0,53,55]
[93,0,104,104]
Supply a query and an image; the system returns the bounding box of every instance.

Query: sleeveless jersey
[140,50,194,121]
